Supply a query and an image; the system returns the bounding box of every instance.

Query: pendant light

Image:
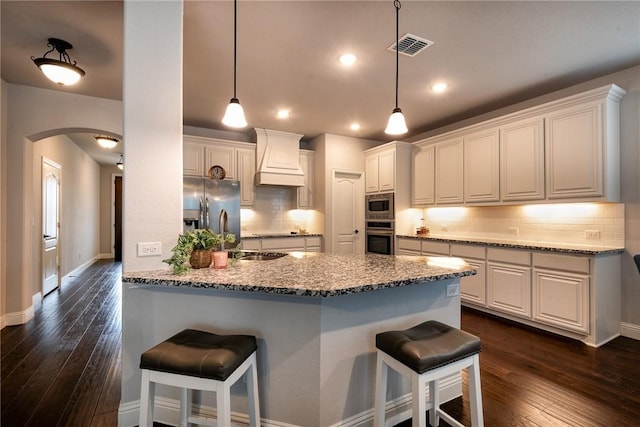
[384,0,408,135]
[32,38,85,86]
[116,154,124,171]
[222,0,247,128]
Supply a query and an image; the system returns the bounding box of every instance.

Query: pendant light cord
[394,0,401,109]
[233,0,238,99]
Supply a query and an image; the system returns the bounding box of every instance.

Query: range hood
[250,128,305,187]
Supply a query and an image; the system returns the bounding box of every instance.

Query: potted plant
[163,229,218,274]
[211,232,237,269]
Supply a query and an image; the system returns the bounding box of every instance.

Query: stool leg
[246,354,261,427]
[139,369,155,427]
[374,352,388,427]
[217,382,232,427]
[180,388,192,426]
[412,374,426,427]
[468,354,484,427]
[429,379,439,427]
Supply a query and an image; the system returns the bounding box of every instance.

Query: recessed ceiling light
[432,82,448,93]
[338,53,357,66]
[277,110,290,119]
[350,123,361,131]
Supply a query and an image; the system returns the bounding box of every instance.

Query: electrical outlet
[585,230,601,239]
[137,242,162,257]
[446,283,460,298]
[507,226,520,235]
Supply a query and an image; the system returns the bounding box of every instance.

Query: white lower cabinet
[532,253,590,334]
[241,239,261,251]
[396,238,421,255]
[451,244,486,306]
[486,248,531,319]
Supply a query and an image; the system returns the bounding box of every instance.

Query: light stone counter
[120,253,475,427]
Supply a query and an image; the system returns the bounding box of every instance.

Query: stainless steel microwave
[366,192,394,219]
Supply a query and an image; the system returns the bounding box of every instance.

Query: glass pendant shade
[222,98,247,128]
[95,136,118,149]
[116,155,124,170]
[385,107,408,135]
[37,61,84,86]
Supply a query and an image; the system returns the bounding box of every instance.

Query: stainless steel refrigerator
[183,178,241,249]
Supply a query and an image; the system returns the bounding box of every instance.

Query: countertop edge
[396,235,624,255]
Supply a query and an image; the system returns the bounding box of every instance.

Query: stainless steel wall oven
[365,220,394,255]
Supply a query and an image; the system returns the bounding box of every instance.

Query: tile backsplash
[240,186,317,235]
[410,203,624,247]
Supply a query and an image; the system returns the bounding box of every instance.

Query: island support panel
[119,278,462,426]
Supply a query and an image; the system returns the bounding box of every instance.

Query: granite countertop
[122,252,476,297]
[396,234,624,256]
[242,233,322,240]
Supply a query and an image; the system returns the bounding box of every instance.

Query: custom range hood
[250,128,305,187]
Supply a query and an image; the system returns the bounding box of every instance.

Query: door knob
[354,229,359,234]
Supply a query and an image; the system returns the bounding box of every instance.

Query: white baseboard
[98,252,114,260]
[61,256,100,284]
[621,322,640,341]
[119,374,462,427]
[4,304,34,327]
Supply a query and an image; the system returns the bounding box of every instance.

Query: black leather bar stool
[374,320,483,427]
[139,329,260,427]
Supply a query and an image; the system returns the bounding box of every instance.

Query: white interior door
[42,158,61,296]
[332,170,364,254]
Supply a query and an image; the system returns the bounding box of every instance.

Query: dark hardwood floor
[2,260,640,426]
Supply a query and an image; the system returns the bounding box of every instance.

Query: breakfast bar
[120,253,476,426]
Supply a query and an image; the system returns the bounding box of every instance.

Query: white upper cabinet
[435,138,464,204]
[545,101,607,200]
[183,141,205,177]
[205,144,236,180]
[464,128,500,203]
[292,150,315,209]
[412,145,435,206]
[364,142,412,196]
[500,117,545,202]
[365,147,395,193]
[410,84,625,206]
[236,147,256,206]
[183,135,256,206]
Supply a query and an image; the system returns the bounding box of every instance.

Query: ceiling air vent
[388,33,434,57]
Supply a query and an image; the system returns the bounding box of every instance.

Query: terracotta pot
[189,249,212,269]
[212,250,228,269]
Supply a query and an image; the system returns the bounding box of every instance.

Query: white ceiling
[2,1,640,165]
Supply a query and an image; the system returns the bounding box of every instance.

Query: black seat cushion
[376,320,481,374]
[140,329,257,381]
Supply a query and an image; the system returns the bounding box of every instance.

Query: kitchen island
[120,253,476,427]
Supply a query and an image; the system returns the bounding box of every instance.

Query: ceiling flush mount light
[95,135,118,149]
[432,82,448,93]
[222,0,247,128]
[32,38,85,86]
[385,0,408,136]
[116,154,124,171]
[338,53,357,66]
[350,123,361,131]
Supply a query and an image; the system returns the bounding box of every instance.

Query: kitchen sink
[239,252,287,261]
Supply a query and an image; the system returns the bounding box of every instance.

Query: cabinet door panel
[412,146,435,205]
[464,129,499,203]
[206,145,235,179]
[546,102,602,199]
[184,142,205,177]
[435,138,464,204]
[365,155,379,193]
[501,118,545,201]
[236,147,256,206]
[487,262,531,318]
[293,151,314,208]
[378,149,395,191]
[533,269,589,334]
[461,259,486,306]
